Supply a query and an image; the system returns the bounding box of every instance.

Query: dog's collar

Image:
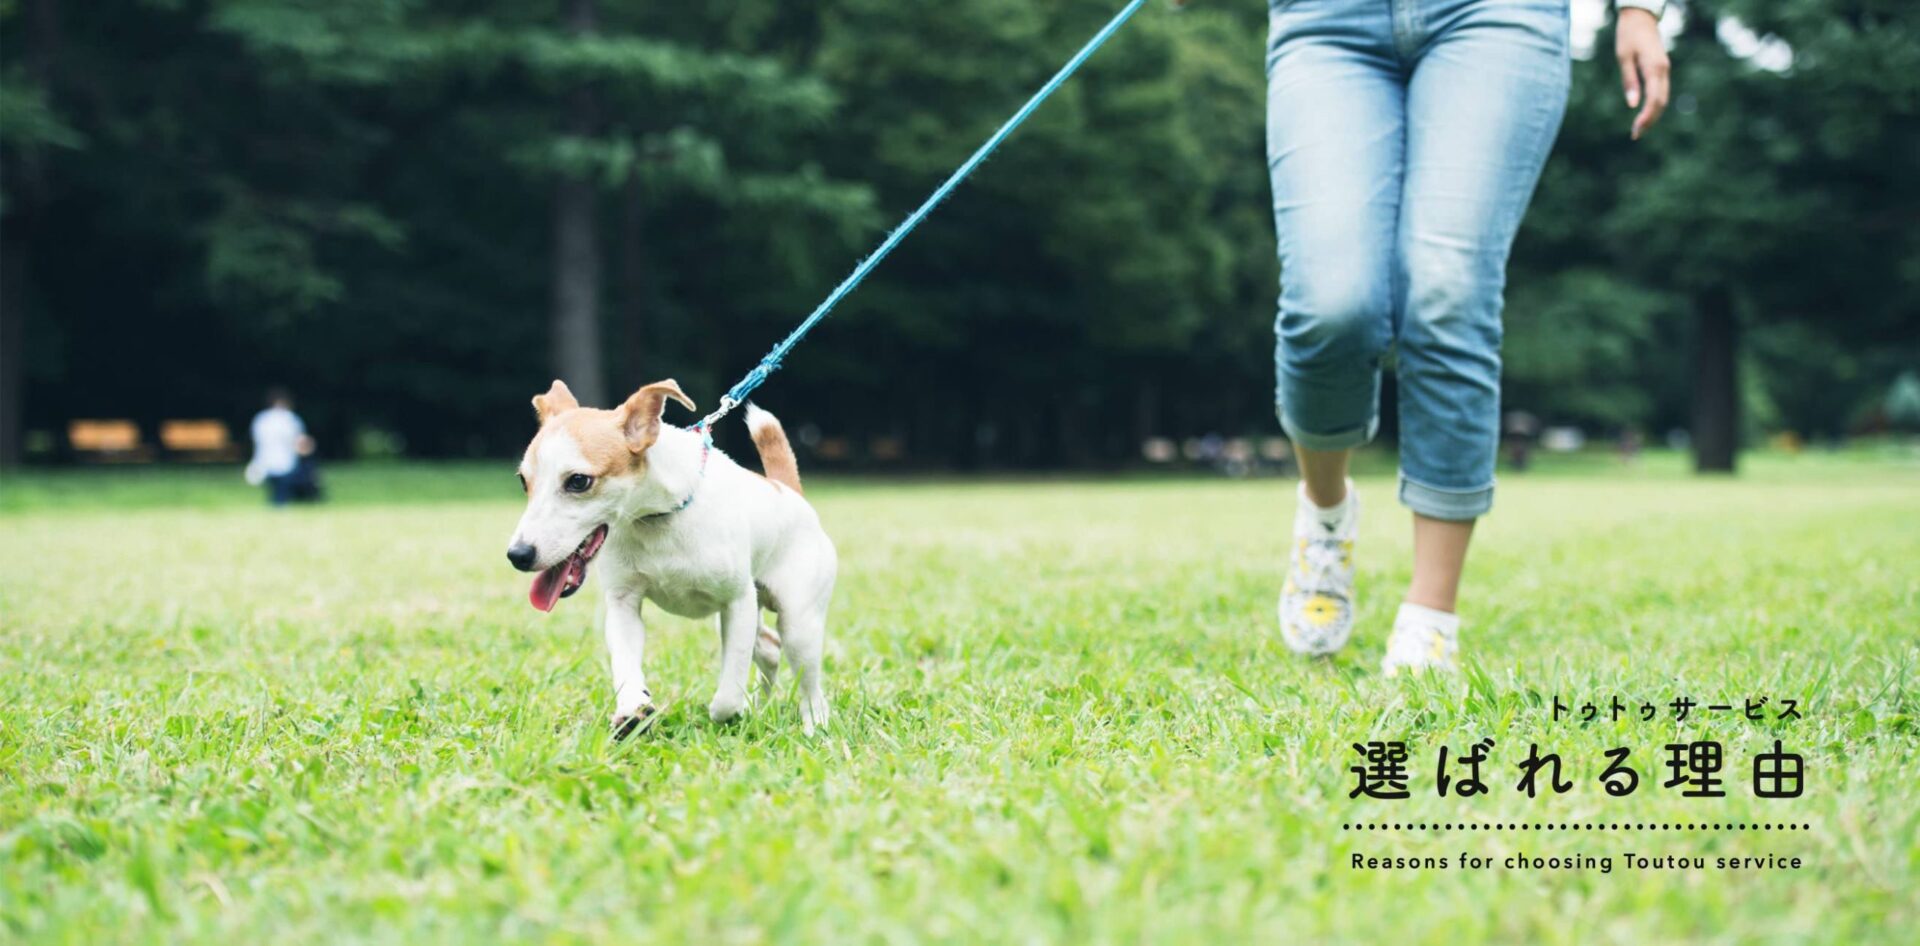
[639,423,711,522]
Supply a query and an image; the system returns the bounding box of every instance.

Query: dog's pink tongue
[529,562,567,612]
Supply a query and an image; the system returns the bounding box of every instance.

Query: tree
[0,0,80,466]
[551,0,607,406]
[709,0,1272,466]
[1597,0,1920,469]
[0,0,870,457]
[3,0,1910,467]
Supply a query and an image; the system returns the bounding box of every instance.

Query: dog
[506,379,836,736]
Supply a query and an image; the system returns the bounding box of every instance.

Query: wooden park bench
[68,418,242,462]
[159,419,242,462]
[68,419,153,463]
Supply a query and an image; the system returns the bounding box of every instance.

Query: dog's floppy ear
[532,380,580,424]
[619,379,697,453]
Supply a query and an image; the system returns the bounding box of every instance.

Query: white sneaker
[1382,602,1460,676]
[1279,480,1358,655]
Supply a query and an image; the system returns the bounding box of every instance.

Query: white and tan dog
[506,379,835,736]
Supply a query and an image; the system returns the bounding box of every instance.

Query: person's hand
[1616,8,1670,140]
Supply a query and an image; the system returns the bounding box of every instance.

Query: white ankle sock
[1299,479,1356,533]
[1396,601,1460,633]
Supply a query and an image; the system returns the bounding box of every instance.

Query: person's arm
[1615,3,1671,140]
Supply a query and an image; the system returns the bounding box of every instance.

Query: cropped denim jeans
[1266,0,1570,520]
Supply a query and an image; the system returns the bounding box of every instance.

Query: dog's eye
[563,473,594,494]
[516,473,527,494]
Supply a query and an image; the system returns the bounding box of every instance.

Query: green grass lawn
[2,453,1916,943]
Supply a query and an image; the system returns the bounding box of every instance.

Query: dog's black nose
[507,542,538,571]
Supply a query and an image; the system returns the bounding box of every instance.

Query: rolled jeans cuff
[1399,473,1493,521]
[1278,409,1378,452]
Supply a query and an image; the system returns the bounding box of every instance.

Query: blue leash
[700,0,1152,429]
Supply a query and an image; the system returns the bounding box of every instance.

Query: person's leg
[1408,515,1473,613]
[289,458,322,501]
[1264,0,1404,654]
[266,473,292,506]
[1385,0,1570,672]
[1396,0,1568,527]
[1267,0,1401,459]
[1297,447,1350,509]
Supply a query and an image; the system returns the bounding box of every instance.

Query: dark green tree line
[1,1,1913,468]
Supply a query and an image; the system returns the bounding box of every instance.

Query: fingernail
[1628,91,1639,107]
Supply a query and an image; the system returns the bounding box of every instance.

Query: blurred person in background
[1504,409,1541,472]
[1616,427,1645,465]
[245,387,321,506]
[286,434,325,502]
[1266,1,1670,672]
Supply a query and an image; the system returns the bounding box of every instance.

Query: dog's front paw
[610,703,661,741]
[706,692,746,724]
[800,695,830,736]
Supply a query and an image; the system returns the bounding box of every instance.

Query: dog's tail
[744,403,803,495]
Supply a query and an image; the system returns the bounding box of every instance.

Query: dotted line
[1342,823,1811,832]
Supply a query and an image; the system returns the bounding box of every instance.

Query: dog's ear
[532,380,580,424]
[618,379,697,453]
